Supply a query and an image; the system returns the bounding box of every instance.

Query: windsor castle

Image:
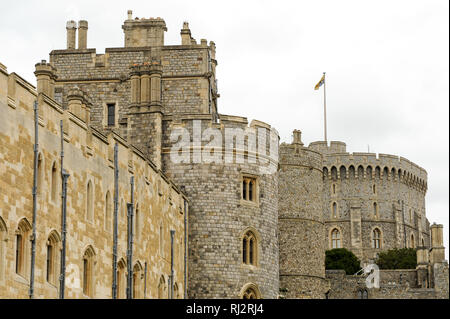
[0,11,448,299]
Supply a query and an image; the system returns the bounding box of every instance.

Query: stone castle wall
[161,115,279,298]
[313,141,430,263]
[278,132,329,299]
[0,64,187,298]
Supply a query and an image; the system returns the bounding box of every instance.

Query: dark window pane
[107,104,115,126]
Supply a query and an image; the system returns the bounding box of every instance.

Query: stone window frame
[372,202,379,219]
[102,100,119,128]
[158,275,167,299]
[50,160,59,203]
[15,218,32,280]
[241,227,260,268]
[37,152,45,197]
[86,179,94,223]
[240,173,260,207]
[329,227,342,249]
[0,217,7,285]
[371,227,382,249]
[104,190,113,232]
[239,282,261,299]
[331,183,338,196]
[330,201,339,219]
[82,245,96,298]
[46,230,61,286]
[132,261,143,299]
[116,258,127,299]
[372,183,376,195]
[410,233,416,248]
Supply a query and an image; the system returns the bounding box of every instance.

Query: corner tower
[278,130,329,298]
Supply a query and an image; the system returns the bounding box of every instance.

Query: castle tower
[430,223,445,264]
[278,130,329,298]
[122,11,167,47]
[34,60,57,99]
[162,119,280,298]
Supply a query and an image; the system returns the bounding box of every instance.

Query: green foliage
[375,248,417,269]
[325,248,361,275]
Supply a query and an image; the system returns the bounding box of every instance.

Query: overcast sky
[1,0,448,258]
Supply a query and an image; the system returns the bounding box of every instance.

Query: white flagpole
[323,72,327,142]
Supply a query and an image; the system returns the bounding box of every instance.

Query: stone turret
[278,130,329,298]
[34,60,57,99]
[180,22,191,45]
[430,223,445,264]
[122,11,167,47]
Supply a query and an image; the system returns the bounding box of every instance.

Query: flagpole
[323,72,327,142]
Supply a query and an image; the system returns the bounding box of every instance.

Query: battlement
[122,11,167,47]
[0,62,187,204]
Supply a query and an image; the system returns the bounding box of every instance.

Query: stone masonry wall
[0,66,186,298]
[278,139,329,299]
[161,115,279,298]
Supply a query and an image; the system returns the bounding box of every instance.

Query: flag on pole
[314,74,325,90]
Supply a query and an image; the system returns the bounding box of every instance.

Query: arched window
[358,289,368,299]
[241,284,261,299]
[358,165,364,179]
[367,166,373,179]
[37,153,44,195]
[46,231,61,285]
[16,218,31,277]
[0,217,7,283]
[158,276,166,299]
[331,228,341,248]
[242,176,257,202]
[134,204,140,240]
[51,162,58,201]
[332,202,338,219]
[332,184,336,194]
[159,224,164,257]
[348,166,355,179]
[372,228,381,249]
[117,258,126,299]
[133,263,142,299]
[373,202,378,218]
[331,166,338,180]
[82,246,95,297]
[323,167,329,181]
[375,166,381,179]
[242,230,257,266]
[372,184,376,194]
[86,180,94,222]
[410,234,415,248]
[174,283,179,299]
[105,191,112,232]
[339,166,346,181]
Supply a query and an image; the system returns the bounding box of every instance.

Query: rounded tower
[278,130,329,298]
[311,140,429,264]
[162,116,279,298]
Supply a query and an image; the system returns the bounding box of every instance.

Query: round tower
[278,130,329,298]
[314,141,429,263]
[162,116,279,298]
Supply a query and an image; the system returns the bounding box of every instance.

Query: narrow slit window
[107,103,115,127]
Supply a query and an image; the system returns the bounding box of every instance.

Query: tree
[325,248,361,275]
[375,248,416,269]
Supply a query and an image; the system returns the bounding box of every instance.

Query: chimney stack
[78,20,88,49]
[66,20,77,49]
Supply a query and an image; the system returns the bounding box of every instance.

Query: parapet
[122,10,167,47]
[309,140,347,154]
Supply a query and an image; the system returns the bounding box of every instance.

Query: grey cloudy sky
[1,0,448,257]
